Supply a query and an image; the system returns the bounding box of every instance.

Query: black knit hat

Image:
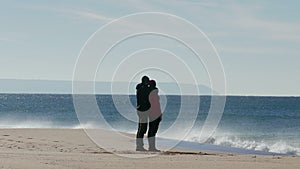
[141,76,149,84]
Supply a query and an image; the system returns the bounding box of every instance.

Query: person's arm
[136,83,141,90]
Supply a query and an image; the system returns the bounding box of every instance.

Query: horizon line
[0,92,299,97]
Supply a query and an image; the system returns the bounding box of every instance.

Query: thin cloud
[232,13,300,41]
[217,44,299,56]
[0,38,15,43]
[228,2,300,41]
[164,1,300,42]
[54,7,114,22]
[0,37,25,45]
[24,5,114,22]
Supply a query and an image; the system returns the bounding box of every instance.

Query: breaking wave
[187,135,300,156]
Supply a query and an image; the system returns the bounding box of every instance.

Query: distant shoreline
[0,92,299,97]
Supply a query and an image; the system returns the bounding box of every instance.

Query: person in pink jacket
[147,80,162,152]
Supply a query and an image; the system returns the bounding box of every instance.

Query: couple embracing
[136,76,162,152]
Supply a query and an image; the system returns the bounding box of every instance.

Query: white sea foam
[71,122,103,129]
[0,120,58,128]
[0,119,135,132]
[186,135,300,156]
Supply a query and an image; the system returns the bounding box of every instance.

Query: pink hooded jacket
[148,88,162,120]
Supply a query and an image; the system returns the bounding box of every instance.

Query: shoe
[148,137,160,152]
[148,148,161,152]
[136,147,147,151]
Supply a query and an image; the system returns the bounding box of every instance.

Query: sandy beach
[0,129,298,169]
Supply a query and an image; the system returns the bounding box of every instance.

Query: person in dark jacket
[135,76,151,151]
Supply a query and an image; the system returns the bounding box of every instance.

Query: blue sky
[0,0,299,96]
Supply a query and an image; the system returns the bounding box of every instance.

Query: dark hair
[149,80,156,87]
[141,76,149,84]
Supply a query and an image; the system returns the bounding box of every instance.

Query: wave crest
[187,135,300,156]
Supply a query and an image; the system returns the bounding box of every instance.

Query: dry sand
[0,129,299,169]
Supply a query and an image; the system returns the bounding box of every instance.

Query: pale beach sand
[0,129,299,169]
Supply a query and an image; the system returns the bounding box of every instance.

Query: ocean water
[0,94,299,155]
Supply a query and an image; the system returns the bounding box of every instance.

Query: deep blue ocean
[0,94,299,155]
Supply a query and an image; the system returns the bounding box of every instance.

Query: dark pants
[136,111,148,148]
[136,110,148,138]
[148,115,162,138]
[136,111,162,148]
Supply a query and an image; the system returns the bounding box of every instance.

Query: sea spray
[185,135,300,156]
